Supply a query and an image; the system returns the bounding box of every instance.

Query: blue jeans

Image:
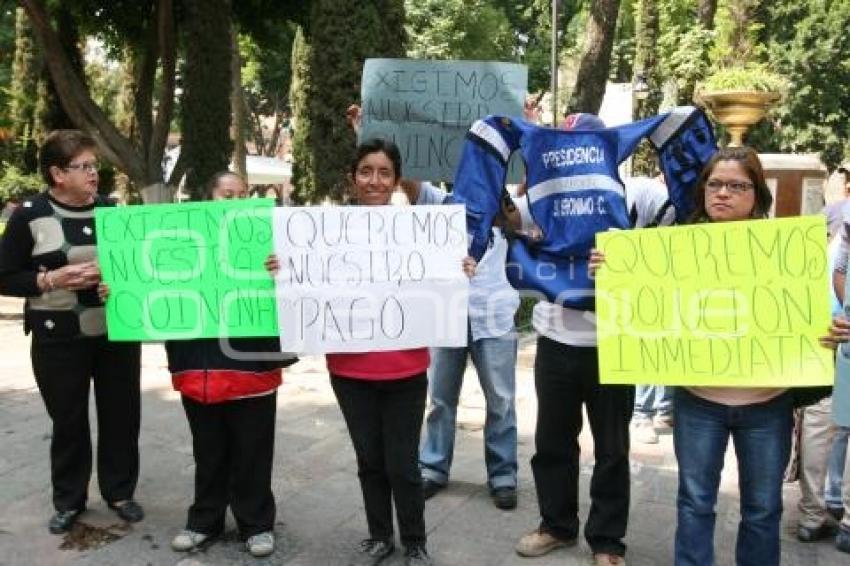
[826,428,849,509]
[419,331,518,489]
[674,389,792,566]
[633,385,673,420]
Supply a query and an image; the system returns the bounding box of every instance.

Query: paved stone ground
[0,297,846,565]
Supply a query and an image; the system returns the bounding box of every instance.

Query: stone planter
[697,90,780,146]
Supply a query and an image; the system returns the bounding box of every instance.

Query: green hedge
[515,296,537,334]
[0,164,42,204]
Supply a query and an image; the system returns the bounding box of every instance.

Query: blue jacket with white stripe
[451,107,716,309]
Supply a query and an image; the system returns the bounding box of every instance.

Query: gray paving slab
[0,309,847,565]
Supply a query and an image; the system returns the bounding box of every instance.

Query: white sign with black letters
[272,205,469,353]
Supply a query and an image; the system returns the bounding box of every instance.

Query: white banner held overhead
[359,58,528,183]
[272,205,469,353]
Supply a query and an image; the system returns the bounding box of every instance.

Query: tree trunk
[632,0,660,119]
[698,0,717,29]
[231,30,247,178]
[133,28,157,166]
[40,5,84,132]
[147,0,176,184]
[631,0,662,176]
[265,103,283,157]
[115,48,139,142]
[567,0,621,114]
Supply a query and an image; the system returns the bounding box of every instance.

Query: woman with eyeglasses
[0,130,143,534]
[671,147,791,566]
[592,146,792,565]
[268,139,475,566]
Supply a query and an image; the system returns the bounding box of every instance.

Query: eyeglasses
[705,179,754,194]
[63,162,99,174]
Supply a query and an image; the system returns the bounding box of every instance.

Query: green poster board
[95,199,278,341]
[595,215,834,387]
[359,58,528,183]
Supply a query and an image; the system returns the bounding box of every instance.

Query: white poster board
[272,205,469,353]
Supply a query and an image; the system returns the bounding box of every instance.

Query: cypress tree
[289,25,315,203]
[9,7,38,169]
[181,0,233,199]
[290,0,405,203]
[40,5,85,132]
[630,0,661,176]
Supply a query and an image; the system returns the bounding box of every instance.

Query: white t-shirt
[417,182,520,340]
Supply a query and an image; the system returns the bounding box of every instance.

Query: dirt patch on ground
[59,521,130,551]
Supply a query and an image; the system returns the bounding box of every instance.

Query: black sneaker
[350,538,394,565]
[422,479,444,500]
[404,545,433,566]
[490,486,517,510]
[797,522,837,542]
[48,509,82,534]
[108,499,145,523]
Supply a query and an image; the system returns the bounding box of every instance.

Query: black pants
[331,373,427,547]
[531,336,634,556]
[31,337,141,512]
[182,392,277,538]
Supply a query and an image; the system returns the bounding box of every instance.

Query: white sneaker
[247,531,275,557]
[515,528,575,557]
[171,529,210,551]
[633,419,658,444]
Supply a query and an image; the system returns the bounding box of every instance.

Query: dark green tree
[655,0,714,106]
[20,0,177,190]
[291,0,405,203]
[748,0,850,168]
[289,25,315,201]
[630,0,662,176]
[405,0,513,61]
[5,5,84,169]
[179,0,233,198]
[0,1,19,131]
[7,7,39,169]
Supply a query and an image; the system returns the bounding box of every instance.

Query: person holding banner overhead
[592,146,793,566]
[510,114,656,566]
[268,139,476,566]
[0,130,143,534]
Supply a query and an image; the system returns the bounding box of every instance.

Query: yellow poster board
[595,216,834,386]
